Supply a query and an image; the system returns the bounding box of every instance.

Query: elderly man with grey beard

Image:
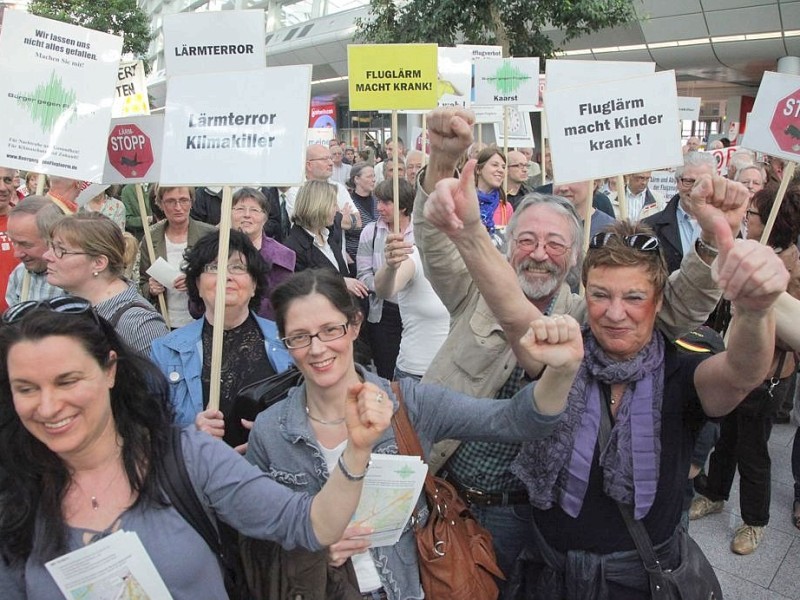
[411,106,752,597]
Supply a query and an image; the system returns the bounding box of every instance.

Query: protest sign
[705,145,740,176]
[741,71,800,163]
[113,60,150,117]
[545,70,682,184]
[437,47,472,108]
[102,115,164,184]
[348,44,438,110]
[474,58,540,106]
[162,10,266,77]
[160,65,312,185]
[678,97,701,121]
[459,44,504,123]
[545,59,654,92]
[650,170,678,200]
[0,11,122,181]
[494,108,534,147]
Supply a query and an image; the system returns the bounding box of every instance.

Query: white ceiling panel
[635,0,704,19]
[639,15,711,42]
[705,6,782,35]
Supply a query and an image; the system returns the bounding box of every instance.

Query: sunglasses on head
[589,232,660,252]
[2,296,99,325]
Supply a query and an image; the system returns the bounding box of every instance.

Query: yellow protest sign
[348,44,438,111]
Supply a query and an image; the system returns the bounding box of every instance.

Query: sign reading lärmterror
[162,10,266,77]
[160,66,311,185]
[348,44,438,110]
[0,11,122,181]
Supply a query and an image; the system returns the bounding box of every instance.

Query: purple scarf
[477,188,500,233]
[512,328,665,519]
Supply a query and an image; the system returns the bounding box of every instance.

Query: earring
[92,271,99,277]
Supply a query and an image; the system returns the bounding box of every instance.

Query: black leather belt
[445,474,529,507]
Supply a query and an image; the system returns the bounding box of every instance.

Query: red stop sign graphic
[107,124,154,178]
[770,89,800,157]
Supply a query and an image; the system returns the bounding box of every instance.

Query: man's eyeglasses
[203,262,249,275]
[678,177,697,187]
[48,242,90,259]
[308,157,333,162]
[589,232,660,252]
[508,163,530,169]
[282,324,348,349]
[162,198,191,208]
[2,296,99,325]
[513,235,569,256]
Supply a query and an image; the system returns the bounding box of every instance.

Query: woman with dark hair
[230,186,296,320]
[475,147,513,233]
[0,297,394,598]
[345,162,378,268]
[43,213,168,355]
[245,268,582,599]
[356,178,415,379]
[150,229,292,449]
[691,183,800,552]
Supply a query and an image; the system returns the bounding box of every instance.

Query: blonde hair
[50,213,125,278]
[293,181,337,231]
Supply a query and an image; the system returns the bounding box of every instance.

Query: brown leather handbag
[390,382,505,600]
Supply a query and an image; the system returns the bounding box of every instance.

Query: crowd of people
[0,105,799,600]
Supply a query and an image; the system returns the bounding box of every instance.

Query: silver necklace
[304,404,346,425]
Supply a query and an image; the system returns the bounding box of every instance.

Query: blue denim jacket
[150,314,293,426]
[246,366,562,600]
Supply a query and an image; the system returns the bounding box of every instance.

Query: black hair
[271,269,363,338]
[752,184,800,250]
[183,229,270,312]
[0,308,172,564]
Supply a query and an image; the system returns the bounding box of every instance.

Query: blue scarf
[477,188,500,233]
[512,328,665,519]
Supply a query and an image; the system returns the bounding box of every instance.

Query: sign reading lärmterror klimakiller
[0,11,122,181]
[160,65,311,185]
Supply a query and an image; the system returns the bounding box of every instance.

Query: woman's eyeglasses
[48,242,90,259]
[282,324,348,349]
[589,232,660,252]
[203,262,249,275]
[2,296,98,325]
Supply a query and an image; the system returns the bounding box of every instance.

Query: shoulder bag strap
[597,386,665,576]
[159,427,223,558]
[390,381,438,498]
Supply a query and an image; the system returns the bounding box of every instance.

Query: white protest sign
[438,47,472,108]
[162,10,266,77]
[741,71,800,163]
[545,59,654,92]
[494,108,535,147]
[0,12,122,181]
[307,128,335,145]
[650,170,678,200]
[113,60,150,117]
[678,97,701,121]
[474,58,540,106]
[545,70,682,184]
[160,66,311,186]
[460,44,504,123]
[704,145,740,176]
[102,115,164,184]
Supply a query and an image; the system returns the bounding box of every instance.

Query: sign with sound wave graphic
[474,58,540,106]
[0,11,122,181]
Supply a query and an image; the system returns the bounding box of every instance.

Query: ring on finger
[376,392,385,403]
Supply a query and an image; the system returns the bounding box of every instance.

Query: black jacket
[284,214,349,275]
[642,194,684,274]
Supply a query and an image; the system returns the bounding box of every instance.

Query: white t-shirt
[319,440,382,594]
[164,237,192,328]
[395,248,450,376]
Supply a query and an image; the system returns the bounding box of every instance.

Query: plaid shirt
[444,296,557,493]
